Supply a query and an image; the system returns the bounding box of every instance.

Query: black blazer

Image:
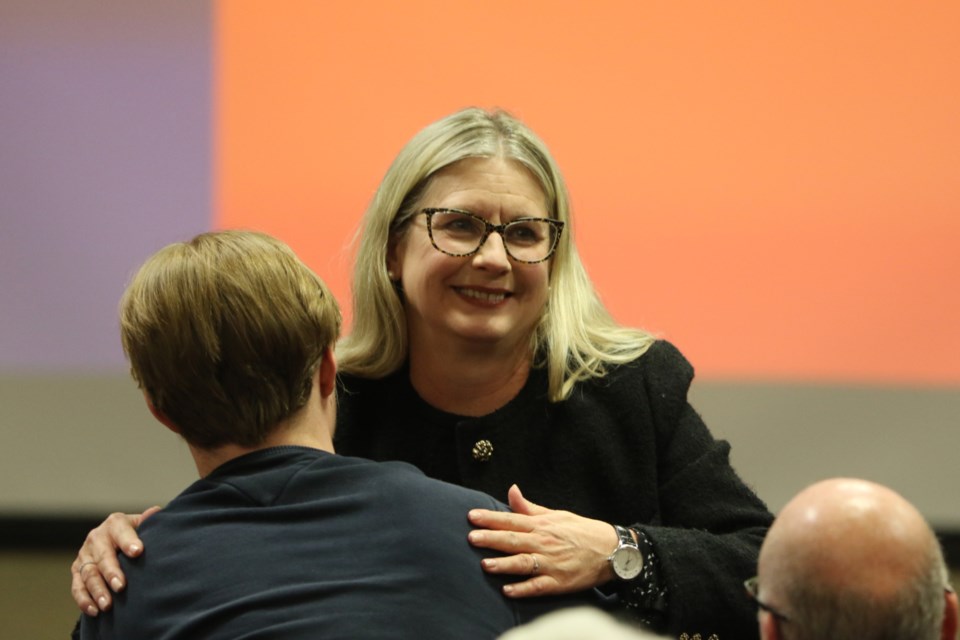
[336,340,772,639]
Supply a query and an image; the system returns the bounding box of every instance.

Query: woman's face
[388,157,552,355]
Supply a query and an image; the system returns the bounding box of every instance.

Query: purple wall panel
[0,1,213,372]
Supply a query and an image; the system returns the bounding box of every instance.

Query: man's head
[120,230,341,449]
[755,478,957,640]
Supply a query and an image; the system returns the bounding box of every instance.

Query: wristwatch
[607,524,643,580]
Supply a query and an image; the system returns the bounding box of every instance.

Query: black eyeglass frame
[420,207,565,264]
[744,577,791,623]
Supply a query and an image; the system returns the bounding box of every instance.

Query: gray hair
[779,538,948,640]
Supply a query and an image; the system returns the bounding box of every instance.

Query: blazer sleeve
[628,341,772,640]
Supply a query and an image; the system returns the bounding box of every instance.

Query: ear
[386,234,403,282]
[759,611,779,640]
[317,346,337,400]
[144,393,180,435]
[942,588,958,640]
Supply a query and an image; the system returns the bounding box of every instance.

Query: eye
[432,211,485,236]
[504,220,548,245]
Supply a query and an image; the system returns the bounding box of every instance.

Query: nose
[471,231,511,272]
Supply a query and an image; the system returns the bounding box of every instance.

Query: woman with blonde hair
[73,108,772,639]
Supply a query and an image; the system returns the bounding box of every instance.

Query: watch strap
[614,524,638,550]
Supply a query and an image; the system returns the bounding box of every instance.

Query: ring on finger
[77,561,97,575]
[530,554,540,574]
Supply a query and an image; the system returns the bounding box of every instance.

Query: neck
[188,390,335,478]
[408,340,532,416]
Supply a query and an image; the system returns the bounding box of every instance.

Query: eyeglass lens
[428,210,559,262]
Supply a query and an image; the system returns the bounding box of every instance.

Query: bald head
[756,478,954,640]
[761,478,933,595]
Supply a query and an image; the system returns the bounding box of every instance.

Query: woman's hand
[467,485,618,597]
[70,506,161,616]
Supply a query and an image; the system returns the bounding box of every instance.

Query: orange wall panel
[216,1,960,385]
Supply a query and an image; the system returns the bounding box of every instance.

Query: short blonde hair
[121,230,341,448]
[338,108,653,400]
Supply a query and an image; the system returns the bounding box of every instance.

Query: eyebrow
[435,206,549,220]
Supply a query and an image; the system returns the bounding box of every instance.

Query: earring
[387,270,396,280]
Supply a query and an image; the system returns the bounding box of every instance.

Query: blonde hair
[338,108,653,400]
[121,230,341,448]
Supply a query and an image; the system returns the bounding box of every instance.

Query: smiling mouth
[455,287,509,304]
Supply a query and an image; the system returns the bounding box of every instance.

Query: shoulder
[561,340,696,433]
[595,340,694,398]
[622,339,692,379]
[329,455,508,524]
[380,458,506,511]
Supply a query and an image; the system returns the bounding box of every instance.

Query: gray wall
[3,374,958,528]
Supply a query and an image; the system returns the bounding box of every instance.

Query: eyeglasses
[420,208,564,264]
[744,577,791,623]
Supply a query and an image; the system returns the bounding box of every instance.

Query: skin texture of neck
[408,338,532,417]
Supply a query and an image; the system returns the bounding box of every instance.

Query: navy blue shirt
[78,447,598,639]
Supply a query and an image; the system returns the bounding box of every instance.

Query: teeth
[459,288,506,303]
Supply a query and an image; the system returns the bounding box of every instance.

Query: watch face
[612,547,643,580]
